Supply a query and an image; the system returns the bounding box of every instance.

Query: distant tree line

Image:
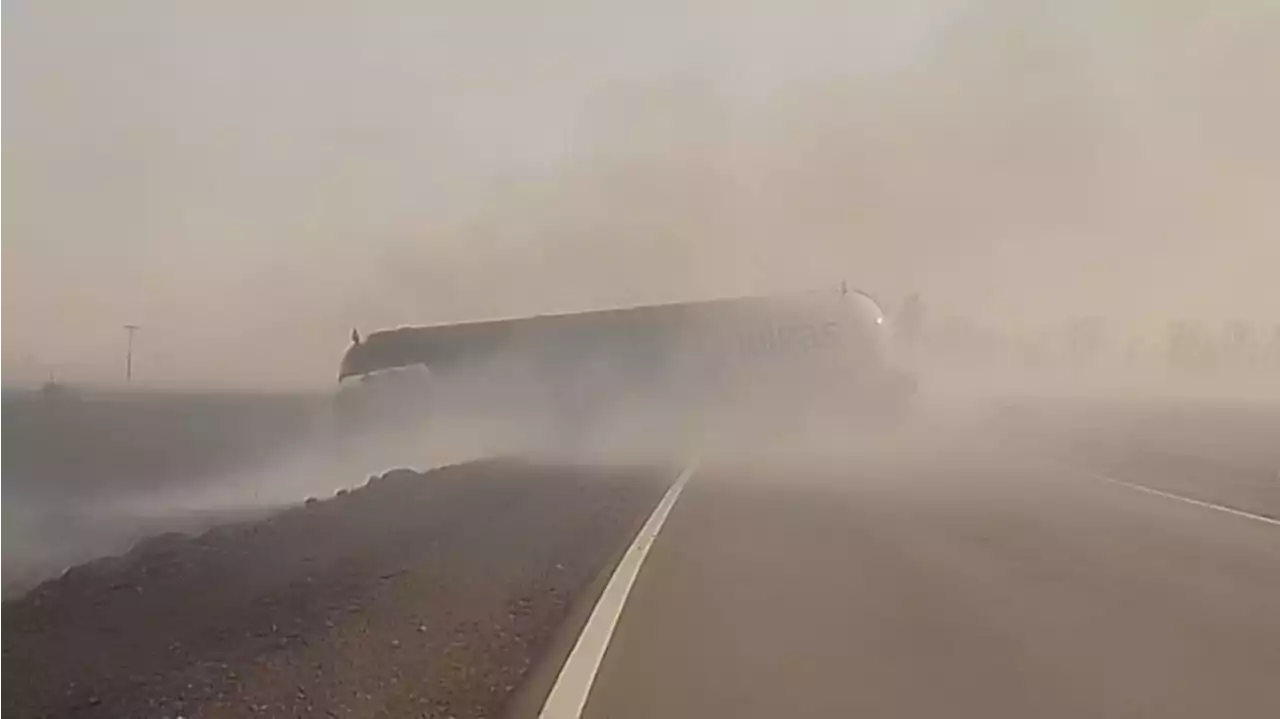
[890,294,1280,376]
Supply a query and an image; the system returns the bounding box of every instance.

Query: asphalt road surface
[535,406,1280,719]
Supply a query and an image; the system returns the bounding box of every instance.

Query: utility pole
[123,324,141,382]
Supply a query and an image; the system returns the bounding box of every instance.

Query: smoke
[4,1,1278,391]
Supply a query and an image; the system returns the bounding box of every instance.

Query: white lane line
[1081,469,1280,527]
[539,460,699,719]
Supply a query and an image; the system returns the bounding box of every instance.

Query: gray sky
[4,1,1278,388]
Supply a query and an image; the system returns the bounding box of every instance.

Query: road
[535,406,1280,718]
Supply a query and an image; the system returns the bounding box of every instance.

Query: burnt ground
[3,459,670,719]
[2,388,324,503]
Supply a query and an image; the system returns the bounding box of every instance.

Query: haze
[4,0,1277,388]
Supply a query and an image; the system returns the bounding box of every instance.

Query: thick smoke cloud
[4,1,1277,388]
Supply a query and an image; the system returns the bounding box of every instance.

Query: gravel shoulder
[3,459,669,719]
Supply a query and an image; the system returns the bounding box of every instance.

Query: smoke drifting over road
[6,8,1279,716]
[5,0,1280,610]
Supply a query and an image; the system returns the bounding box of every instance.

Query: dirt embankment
[3,459,669,719]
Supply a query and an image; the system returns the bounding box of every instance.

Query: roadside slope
[3,459,668,719]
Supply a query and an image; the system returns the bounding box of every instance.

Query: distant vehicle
[335,286,916,439]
